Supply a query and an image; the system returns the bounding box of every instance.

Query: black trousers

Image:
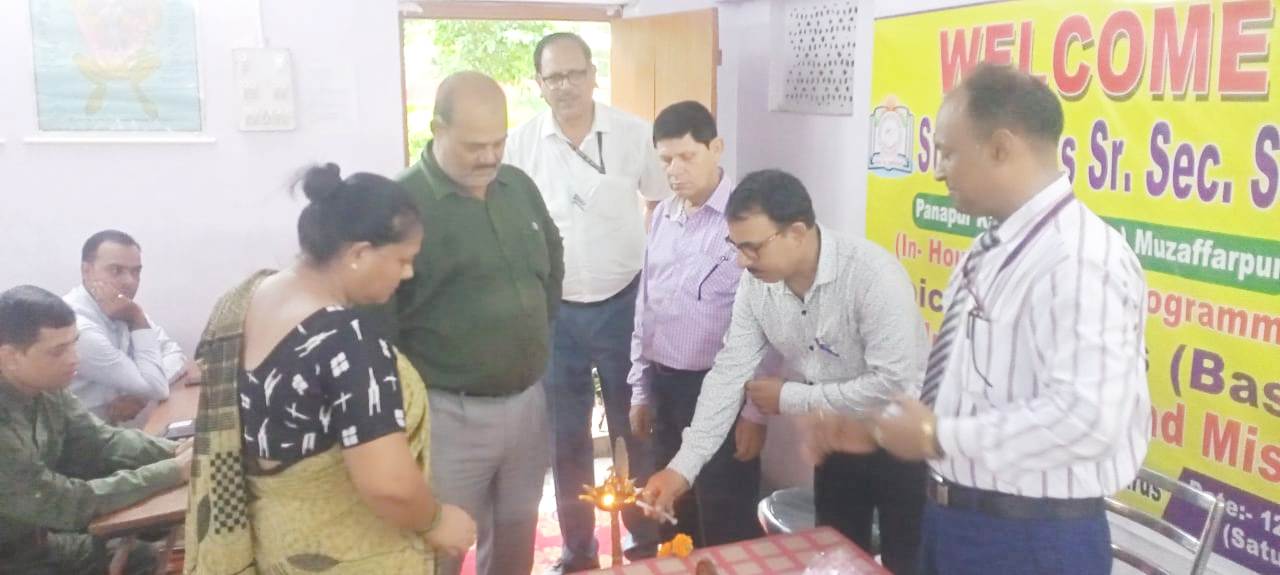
[1,533,156,575]
[815,450,927,575]
[651,366,764,547]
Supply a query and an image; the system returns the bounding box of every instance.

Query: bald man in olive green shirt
[386,72,563,575]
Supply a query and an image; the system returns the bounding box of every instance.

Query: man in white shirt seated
[64,230,200,424]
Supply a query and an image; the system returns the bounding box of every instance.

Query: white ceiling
[408,0,629,5]
[397,0,636,18]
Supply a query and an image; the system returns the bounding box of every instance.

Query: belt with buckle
[652,363,708,377]
[927,475,1103,521]
[429,385,526,399]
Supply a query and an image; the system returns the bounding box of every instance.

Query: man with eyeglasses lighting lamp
[504,31,670,573]
[638,169,931,575]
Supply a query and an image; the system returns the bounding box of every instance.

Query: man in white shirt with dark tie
[873,64,1151,575]
[63,230,199,424]
[503,32,669,573]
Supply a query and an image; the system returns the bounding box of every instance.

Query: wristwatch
[922,418,944,459]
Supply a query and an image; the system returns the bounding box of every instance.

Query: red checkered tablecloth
[583,527,889,574]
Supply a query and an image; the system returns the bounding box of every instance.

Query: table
[90,383,199,537]
[89,384,200,574]
[585,527,889,575]
[141,383,201,436]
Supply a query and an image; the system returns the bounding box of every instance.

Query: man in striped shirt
[872,64,1151,575]
[627,101,768,547]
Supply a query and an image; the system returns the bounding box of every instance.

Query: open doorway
[398,3,718,166]
[400,17,611,163]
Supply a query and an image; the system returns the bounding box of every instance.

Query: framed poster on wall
[28,0,203,133]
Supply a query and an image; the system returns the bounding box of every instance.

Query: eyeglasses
[540,68,591,87]
[725,230,783,260]
[961,267,994,389]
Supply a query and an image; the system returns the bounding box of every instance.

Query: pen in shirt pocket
[814,337,840,357]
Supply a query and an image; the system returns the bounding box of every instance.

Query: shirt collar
[65,285,127,337]
[704,170,732,214]
[991,172,1073,245]
[539,102,612,141]
[0,374,36,410]
[418,140,510,200]
[812,225,839,288]
[672,170,731,220]
[66,284,105,320]
[765,224,838,297]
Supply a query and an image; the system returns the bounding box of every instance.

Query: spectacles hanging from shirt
[566,131,606,175]
[964,193,1076,389]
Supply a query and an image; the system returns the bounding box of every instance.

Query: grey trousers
[428,382,551,575]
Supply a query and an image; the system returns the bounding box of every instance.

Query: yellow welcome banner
[867,1,1278,570]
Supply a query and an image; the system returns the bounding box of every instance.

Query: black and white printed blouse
[237,306,405,467]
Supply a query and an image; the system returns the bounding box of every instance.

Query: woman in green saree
[183,164,475,574]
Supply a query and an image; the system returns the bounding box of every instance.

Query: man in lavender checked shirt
[627,101,768,547]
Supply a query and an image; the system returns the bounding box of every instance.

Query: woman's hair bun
[301,163,344,204]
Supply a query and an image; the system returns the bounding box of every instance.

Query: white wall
[716,0,992,236]
[0,0,405,352]
[623,0,987,235]
[623,0,720,17]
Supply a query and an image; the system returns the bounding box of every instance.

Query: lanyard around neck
[997,192,1075,274]
[568,131,605,175]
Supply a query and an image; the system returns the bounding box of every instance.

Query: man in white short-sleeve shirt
[503,32,670,573]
